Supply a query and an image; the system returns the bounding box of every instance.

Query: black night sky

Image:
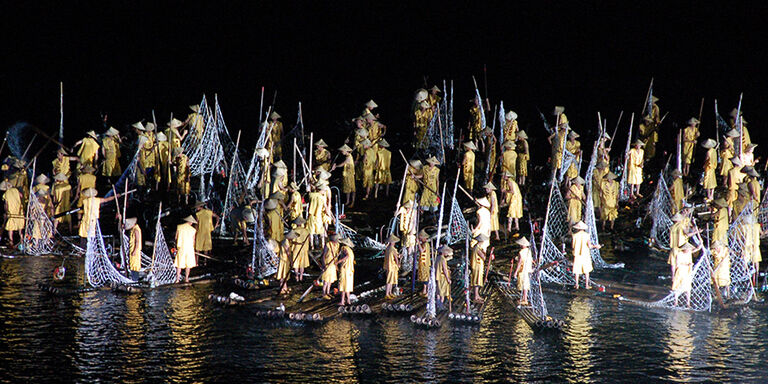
[2,2,766,154]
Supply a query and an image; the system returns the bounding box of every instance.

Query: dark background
[1,1,765,157]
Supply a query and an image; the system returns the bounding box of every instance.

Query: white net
[244,121,273,192]
[445,80,455,150]
[446,197,470,244]
[618,119,633,202]
[558,149,576,183]
[85,220,135,287]
[185,102,225,177]
[250,203,279,278]
[148,218,179,286]
[724,202,756,303]
[181,95,211,154]
[584,142,624,269]
[23,192,55,256]
[758,191,768,237]
[538,184,576,286]
[649,172,674,249]
[337,222,385,251]
[528,223,548,318]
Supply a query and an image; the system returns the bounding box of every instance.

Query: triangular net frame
[618,120,633,202]
[584,141,624,269]
[181,95,211,155]
[336,222,386,251]
[723,202,756,303]
[185,100,225,177]
[85,220,135,287]
[23,192,55,256]
[538,183,576,286]
[148,217,179,286]
[649,171,674,249]
[250,203,279,278]
[758,191,768,238]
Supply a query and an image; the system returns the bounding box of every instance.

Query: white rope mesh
[85,220,135,287]
[181,95,210,154]
[23,192,55,256]
[724,202,756,303]
[558,149,576,183]
[149,218,179,286]
[528,224,548,318]
[337,222,385,251]
[446,197,470,244]
[618,120,633,202]
[444,80,455,151]
[649,172,673,249]
[244,121,273,192]
[584,142,624,269]
[498,102,506,147]
[758,191,768,236]
[539,185,576,285]
[250,203,279,278]
[185,102,225,177]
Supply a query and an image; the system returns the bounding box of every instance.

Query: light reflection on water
[0,255,767,383]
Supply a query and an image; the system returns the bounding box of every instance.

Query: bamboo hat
[255,148,269,158]
[318,169,332,180]
[189,104,200,113]
[329,233,340,242]
[361,139,372,147]
[681,242,695,251]
[506,111,518,121]
[315,139,328,147]
[418,229,429,240]
[671,213,683,222]
[426,156,440,165]
[713,198,727,208]
[167,118,183,129]
[463,141,477,150]
[194,200,207,208]
[273,167,287,177]
[0,181,11,191]
[701,139,717,148]
[730,157,743,167]
[132,121,145,131]
[82,165,96,173]
[183,215,197,224]
[364,112,376,121]
[388,234,400,243]
[553,106,565,115]
[746,143,758,152]
[270,112,281,120]
[516,237,530,247]
[568,131,580,139]
[516,130,528,140]
[242,209,255,224]
[687,117,700,125]
[652,96,659,102]
[35,174,50,184]
[340,238,355,248]
[339,144,353,153]
[633,139,645,147]
[366,100,378,109]
[744,167,759,177]
[671,169,682,178]
[274,160,287,169]
[430,86,441,93]
[596,161,609,169]
[484,182,496,190]
[573,176,586,185]
[285,230,298,240]
[409,160,422,169]
[573,221,588,230]
[86,130,98,139]
[156,132,167,142]
[378,139,390,148]
[356,128,369,137]
[144,122,156,131]
[415,89,429,102]
[438,245,453,260]
[54,173,68,181]
[264,199,278,210]
[173,148,184,157]
[106,127,120,137]
[83,188,98,198]
[725,129,739,138]
[125,217,138,230]
[603,172,618,180]
[711,240,724,249]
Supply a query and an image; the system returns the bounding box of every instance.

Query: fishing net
[185,102,225,177]
[445,197,470,244]
[220,152,247,235]
[584,142,624,269]
[85,220,135,287]
[538,184,576,286]
[498,102,506,147]
[244,121,273,192]
[23,192,55,256]
[105,146,140,197]
[527,224,548,319]
[120,232,152,273]
[181,95,211,153]
[649,172,674,249]
[618,121,634,202]
[758,192,768,236]
[336,222,385,251]
[714,100,731,139]
[250,203,279,278]
[558,149,576,183]
[148,218,178,286]
[474,88,486,133]
[724,203,756,303]
[444,80,455,150]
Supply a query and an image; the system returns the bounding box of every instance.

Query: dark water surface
[1,249,767,383]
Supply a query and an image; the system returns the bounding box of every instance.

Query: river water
[1,247,767,383]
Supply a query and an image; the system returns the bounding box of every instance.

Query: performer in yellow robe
[503,111,518,141]
[436,246,453,309]
[711,241,730,293]
[711,199,729,243]
[506,175,523,232]
[472,197,492,243]
[174,215,198,283]
[398,201,417,252]
[485,182,500,240]
[468,98,483,141]
[320,234,340,299]
[307,184,328,241]
[565,132,581,180]
[287,182,303,224]
[334,145,356,207]
[156,132,170,186]
[548,125,566,172]
[727,157,745,215]
[291,217,310,281]
[126,218,142,280]
[76,166,97,208]
[600,172,619,230]
[337,238,355,305]
[701,139,718,200]
[514,237,532,304]
[138,131,156,187]
[52,173,72,232]
[592,161,609,215]
[627,140,645,198]
[194,201,218,255]
[1,182,24,246]
[375,139,392,198]
[101,127,122,177]
[462,142,476,191]
[501,141,517,179]
[76,131,100,169]
[402,160,422,204]
[269,112,284,159]
[672,241,697,307]
[470,234,488,303]
[682,118,699,176]
[174,148,190,204]
[275,235,293,294]
[314,139,331,171]
[567,177,586,224]
[361,139,376,199]
[720,131,737,185]
[78,188,117,240]
[413,101,431,148]
[516,131,529,186]
[416,230,431,294]
[572,221,599,289]
[670,170,684,214]
[420,157,440,212]
[263,199,284,242]
[184,105,205,141]
[384,235,401,298]
[53,149,74,177]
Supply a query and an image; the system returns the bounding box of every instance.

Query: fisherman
[592,161,609,216]
[670,170,685,214]
[627,140,645,198]
[7,159,28,204]
[501,140,517,180]
[269,111,283,159]
[173,215,197,283]
[78,188,118,245]
[286,182,303,224]
[76,165,97,209]
[402,160,422,204]
[711,198,729,243]
[183,104,205,141]
[436,245,453,311]
[231,202,255,246]
[307,181,328,249]
[398,200,417,257]
[173,148,190,204]
[271,161,289,195]
[320,233,340,299]
[332,144,356,208]
[366,113,386,143]
[468,97,483,142]
[375,138,392,199]
[484,182,501,241]
[484,128,498,180]
[548,106,567,172]
[682,118,700,176]
[52,173,72,232]
[420,157,440,212]
[668,213,699,275]
[416,229,431,296]
[53,148,75,177]
[138,125,157,188]
[672,241,699,308]
[126,217,142,281]
[337,237,355,306]
[742,143,757,167]
[701,139,718,201]
[744,167,761,218]
[505,172,523,232]
[727,157,745,218]
[264,198,284,242]
[514,237,532,305]
[470,233,489,303]
[276,232,294,294]
[413,101,431,148]
[720,129,738,186]
[503,111,518,141]
[572,221,600,289]
[462,141,476,191]
[566,177,586,225]
[565,131,581,180]
[314,139,331,172]
[427,86,442,108]
[155,132,169,188]
[361,139,376,200]
[291,217,310,282]
[729,108,751,150]
[1,181,24,247]
[516,130,529,186]
[384,234,401,299]
[74,130,100,170]
[363,100,378,119]
[472,197,492,243]
[600,172,619,230]
[194,200,219,260]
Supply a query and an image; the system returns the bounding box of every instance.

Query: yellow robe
[469,106,482,140]
[703,148,717,190]
[671,250,693,292]
[436,255,451,298]
[462,150,475,191]
[719,141,734,177]
[188,112,205,141]
[291,227,310,269]
[516,139,529,177]
[502,149,517,178]
[77,174,97,208]
[3,188,24,231]
[417,241,432,282]
[338,245,355,292]
[384,245,399,284]
[413,109,430,147]
[77,137,100,167]
[682,126,698,164]
[628,148,644,186]
[507,180,522,219]
[727,166,744,205]
[489,191,500,231]
[276,240,291,280]
[600,180,619,221]
[175,154,190,194]
[129,225,142,272]
[102,136,122,177]
[266,209,285,242]
[517,247,532,291]
[399,206,417,248]
[321,241,339,284]
[314,148,331,171]
[403,168,420,204]
[78,197,101,238]
[712,208,728,243]
[307,192,326,235]
[53,157,71,177]
[376,148,392,185]
[567,184,584,224]
[503,120,518,142]
[53,181,71,224]
[420,165,440,208]
[341,154,355,193]
[174,222,197,269]
[470,244,485,287]
[572,231,593,274]
[565,140,581,179]
[288,191,302,222]
[671,178,684,213]
[194,209,214,252]
[362,147,376,189]
[712,246,730,287]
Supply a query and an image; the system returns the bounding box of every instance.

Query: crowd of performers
[0,83,762,310]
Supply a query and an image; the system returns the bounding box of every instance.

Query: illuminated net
[244,121,273,192]
[445,197,470,244]
[250,203,279,278]
[724,202,756,303]
[618,121,633,202]
[528,225,548,318]
[538,184,576,286]
[558,149,576,183]
[337,222,385,251]
[181,95,210,153]
[758,192,768,236]
[584,142,623,269]
[649,172,674,249]
[23,192,55,256]
[185,101,225,177]
[147,218,178,286]
[85,220,134,287]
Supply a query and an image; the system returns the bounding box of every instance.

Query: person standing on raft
[572,221,600,289]
[174,215,197,283]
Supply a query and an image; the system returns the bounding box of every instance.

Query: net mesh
[758,191,768,236]
[148,218,179,286]
[528,223,548,318]
[85,220,135,287]
[250,203,279,278]
[584,142,624,269]
[23,192,55,256]
[181,95,210,154]
[649,172,674,249]
[337,222,385,251]
[185,101,225,177]
[558,149,576,183]
[538,184,576,286]
[724,202,756,303]
[216,98,248,235]
[445,197,470,244]
[244,121,273,192]
[618,121,633,202]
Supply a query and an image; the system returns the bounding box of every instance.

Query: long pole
[307,132,313,192]
[59,82,64,146]
[641,78,653,116]
[258,86,265,127]
[437,102,445,163]
[293,137,297,184]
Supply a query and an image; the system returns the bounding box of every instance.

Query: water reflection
[563,296,595,382]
